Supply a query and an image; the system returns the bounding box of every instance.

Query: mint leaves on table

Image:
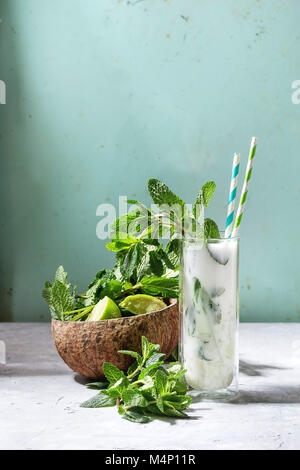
[80,336,192,423]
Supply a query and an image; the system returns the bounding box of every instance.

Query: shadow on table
[230,385,300,404]
[0,364,69,377]
[240,360,288,377]
[74,374,91,385]
[191,385,300,405]
[191,360,300,405]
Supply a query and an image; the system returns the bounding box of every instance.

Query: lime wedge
[87,296,121,321]
[119,294,167,315]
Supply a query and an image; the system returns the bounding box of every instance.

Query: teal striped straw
[232,137,258,237]
[225,152,240,238]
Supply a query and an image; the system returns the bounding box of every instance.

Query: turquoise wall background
[0,0,299,322]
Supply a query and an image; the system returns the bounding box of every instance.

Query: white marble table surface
[0,323,299,450]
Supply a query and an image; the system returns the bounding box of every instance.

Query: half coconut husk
[51,298,178,378]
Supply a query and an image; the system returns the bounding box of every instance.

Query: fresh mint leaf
[42,266,76,319]
[106,377,129,397]
[138,375,155,394]
[146,404,165,416]
[79,278,103,308]
[111,201,151,239]
[144,352,166,367]
[118,406,150,423]
[156,396,165,413]
[162,404,188,418]
[194,181,216,212]
[118,350,143,366]
[140,276,179,298]
[100,280,123,300]
[86,381,108,390]
[135,246,162,280]
[148,251,164,277]
[167,362,185,376]
[102,363,126,384]
[107,233,138,250]
[106,240,134,252]
[110,210,142,234]
[78,272,112,309]
[120,242,145,281]
[171,379,187,395]
[55,266,69,285]
[202,181,216,206]
[165,239,181,269]
[167,395,192,409]
[50,279,74,320]
[118,241,167,283]
[121,389,149,408]
[204,218,220,239]
[80,390,116,408]
[138,361,164,379]
[155,369,168,395]
[148,179,185,209]
[142,336,160,361]
[139,220,171,240]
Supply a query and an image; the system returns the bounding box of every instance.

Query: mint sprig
[80,336,192,423]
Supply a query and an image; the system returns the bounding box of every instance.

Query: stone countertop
[0,323,299,450]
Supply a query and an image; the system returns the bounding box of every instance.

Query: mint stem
[115,283,142,299]
[127,366,142,380]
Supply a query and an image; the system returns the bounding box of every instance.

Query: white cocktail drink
[180,237,239,393]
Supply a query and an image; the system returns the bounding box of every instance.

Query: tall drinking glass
[179,234,239,399]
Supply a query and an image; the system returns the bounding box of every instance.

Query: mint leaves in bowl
[51,298,178,378]
[43,177,219,378]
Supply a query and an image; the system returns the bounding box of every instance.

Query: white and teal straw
[231,137,258,238]
[225,152,240,238]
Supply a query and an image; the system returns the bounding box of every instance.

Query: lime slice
[119,294,167,315]
[87,296,121,321]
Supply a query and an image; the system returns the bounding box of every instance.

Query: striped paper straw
[225,152,240,238]
[232,137,258,237]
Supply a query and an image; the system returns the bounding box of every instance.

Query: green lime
[87,296,121,321]
[119,294,167,315]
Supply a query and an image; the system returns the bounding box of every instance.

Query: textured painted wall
[0,0,299,322]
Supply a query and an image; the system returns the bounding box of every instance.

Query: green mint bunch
[109,179,220,243]
[147,178,220,239]
[108,179,220,275]
[42,178,220,320]
[80,336,192,423]
[43,265,179,320]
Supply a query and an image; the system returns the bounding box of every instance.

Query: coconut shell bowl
[51,299,179,378]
